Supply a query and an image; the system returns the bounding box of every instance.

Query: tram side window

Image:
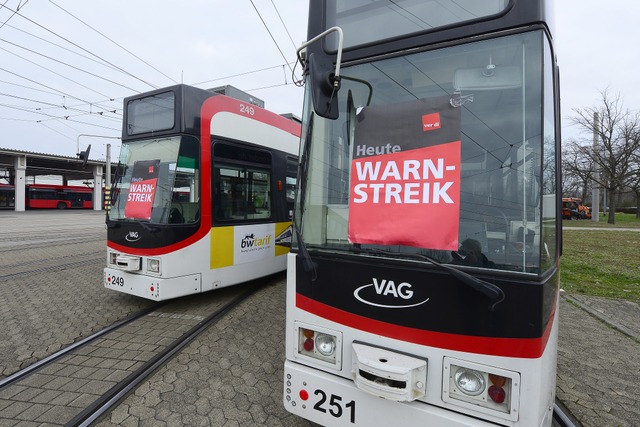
[286,156,298,220]
[215,164,271,222]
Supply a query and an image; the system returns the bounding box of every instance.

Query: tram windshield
[328,0,511,49]
[295,30,557,274]
[109,135,200,224]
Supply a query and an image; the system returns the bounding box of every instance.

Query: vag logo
[354,278,430,309]
[125,231,141,242]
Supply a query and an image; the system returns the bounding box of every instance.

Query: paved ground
[0,211,638,426]
[556,294,640,427]
[94,279,313,427]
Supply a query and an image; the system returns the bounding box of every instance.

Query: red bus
[0,184,15,209]
[0,183,94,209]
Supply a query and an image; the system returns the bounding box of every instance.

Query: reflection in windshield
[109,136,200,225]
[296,31,557,274]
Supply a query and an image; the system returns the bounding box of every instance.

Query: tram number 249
[107,274,124,287]
[313,390,356,423]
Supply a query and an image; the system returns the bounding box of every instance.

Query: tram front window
[296,30,557,274]
[110,136,201,224]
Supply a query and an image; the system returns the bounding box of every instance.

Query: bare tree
[570,90,640,224]
[627,148,640,218]
[562,139,593,201]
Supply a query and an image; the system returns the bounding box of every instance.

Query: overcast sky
[1,0,639,163]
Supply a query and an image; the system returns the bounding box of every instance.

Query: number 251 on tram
[284,1,561,426]
[104,84,300,301]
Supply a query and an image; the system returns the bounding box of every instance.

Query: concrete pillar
[93,164,103,211]
[591,112,600,222]
[13,155,26,212]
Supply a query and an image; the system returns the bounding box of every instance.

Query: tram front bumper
[284,360,497,427]
[104,267,201,301]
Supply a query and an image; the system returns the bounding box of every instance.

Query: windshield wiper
[292,113,317,281]
[139,221,160,233]
[355,247,505,311]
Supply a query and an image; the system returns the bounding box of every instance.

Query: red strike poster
[348,96,461,250]
[124,159,160,220]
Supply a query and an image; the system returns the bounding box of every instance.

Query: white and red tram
[284,1,561,426]
[104,84,300,301]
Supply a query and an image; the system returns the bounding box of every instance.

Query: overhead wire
[0,2,133,129]
[0,100,119,130]
[1,1,145,157]
[0,0,28,30]
[0,91,102,113]
[192,63,295,87]
[38,121,78,143]
[0,13,131,125]
[1,45,117,100]
[48,0,177,86]
[270,0,298,50]
[3,22,129,75]
[0,38,142,93]
[247,82,298,92]
[1,1,305,155]
[0,67,119,113]
[0,79,123,116]
[270,0,305,86]
[0,77,62,97]
[0,2,158,90]
[249,0,294,74]
[4,1,302,103]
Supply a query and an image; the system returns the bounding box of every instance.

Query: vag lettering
[125,231,141,242]
[354,277,429,309]
[372,278,413,299]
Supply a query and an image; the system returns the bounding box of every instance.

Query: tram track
[553,399,582,427]
[69,281,262,427]
[0,232,105,252]
[0,233,105,280]
[0,279,265,426]
[0,303,164,390]
[0,255,104,281]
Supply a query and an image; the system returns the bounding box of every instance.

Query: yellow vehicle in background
[562,197,592,220]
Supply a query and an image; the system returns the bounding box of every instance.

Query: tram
[284,1,561,426]
[104,84,300,301]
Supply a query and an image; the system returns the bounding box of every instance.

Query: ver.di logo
[354,277,430,309]
[125,231,141,242]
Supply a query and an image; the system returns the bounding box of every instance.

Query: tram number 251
[313,390,356,423]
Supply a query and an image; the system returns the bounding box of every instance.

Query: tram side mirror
[453,65,522,91]
[308,53,340,120]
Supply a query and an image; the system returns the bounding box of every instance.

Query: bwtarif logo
[241,233,271,250]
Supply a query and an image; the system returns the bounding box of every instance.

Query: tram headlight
[454,368,486,396]
[315,333,336,357]
[443,358,520,421]
[147,258,160,274]
[295,323,342,369]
